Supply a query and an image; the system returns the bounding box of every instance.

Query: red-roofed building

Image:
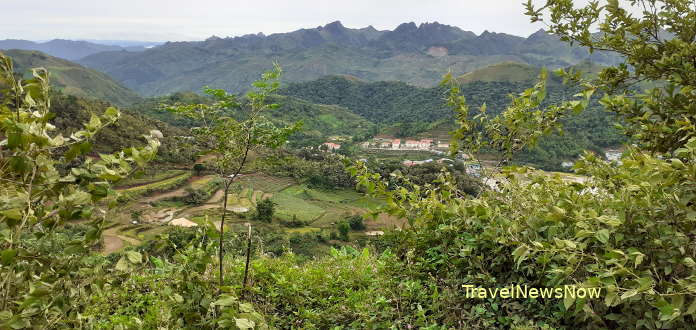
[321,142,341,151]
[419,139,433,149]
[404,140,419,149]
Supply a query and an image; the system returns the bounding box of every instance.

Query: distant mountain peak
[394,22,418,33]
[323,20,345,29]
[320,20,348,35]
[528,28,550,39]
[418,21,447,29]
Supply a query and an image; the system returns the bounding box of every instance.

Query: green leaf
[104,107,120,120]
[620,289,638,300]
[595,229,610,244]
[126,251,142,264]
[239,302,254,313]
[213,295,238,307]
[0,249,17,265]
[115,257,129,271]
[512,244,530,268]
[1,209,23,221]
[234,318,255,329]
[598,215,622,227]
[7,132,22,149]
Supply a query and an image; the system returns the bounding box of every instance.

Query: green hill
[279,75,527,124]
[127,92,375,147]
[457,62,539,84]
[3,50,141,106]
[269,95,375,146]
[48,93,189,163]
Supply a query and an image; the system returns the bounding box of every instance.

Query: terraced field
[114,169,187,188]
[102,171,396,254]
[116,172,193,201]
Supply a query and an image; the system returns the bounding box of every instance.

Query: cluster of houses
[320,142,342,151]
[361,138,449,151]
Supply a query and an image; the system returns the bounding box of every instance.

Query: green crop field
[117,172,192,201]
[271,191,327,222]
[115,169,187,188]
[236,174,297,193]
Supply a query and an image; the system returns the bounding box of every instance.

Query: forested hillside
[5,50,141,106]
[78,21,622,95]
[127,92,375,147]
[49,93,191,163]
[280,74,623,169]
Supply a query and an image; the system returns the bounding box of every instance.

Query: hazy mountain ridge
[77,21,622,96]
[0,38,151,60]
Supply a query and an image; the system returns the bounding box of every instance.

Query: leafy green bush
[254,198,275,223]
[336,221,350,241]
[346,215,365,230]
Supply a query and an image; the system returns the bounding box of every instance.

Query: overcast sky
[1,0,614,42]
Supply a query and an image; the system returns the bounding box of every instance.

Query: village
[321,137,625,178]
[320,136,484,176]
[322,137,451,153]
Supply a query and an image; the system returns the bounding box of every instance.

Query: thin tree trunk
[242,224,252,298]
[218,179,232,287]
[217,131,251,289]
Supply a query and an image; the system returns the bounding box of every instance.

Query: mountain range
[76,21,622,96]
[0,39,152,61]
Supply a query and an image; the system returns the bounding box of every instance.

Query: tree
[337,221,350,241]
[350,1,696,327]
[525,0,696,153]
[165,63,299,287]
[254,198,275,223]
[0,52,160,327]
[193,162,205,176]
[347,215,366,230]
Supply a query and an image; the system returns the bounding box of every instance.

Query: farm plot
[115,169,187,188]
[117,172,192,201]
[235,174,296,193]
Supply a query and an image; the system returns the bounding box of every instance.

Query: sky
[0,0,616,42]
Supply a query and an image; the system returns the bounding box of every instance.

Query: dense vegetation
[49,93,192,163]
